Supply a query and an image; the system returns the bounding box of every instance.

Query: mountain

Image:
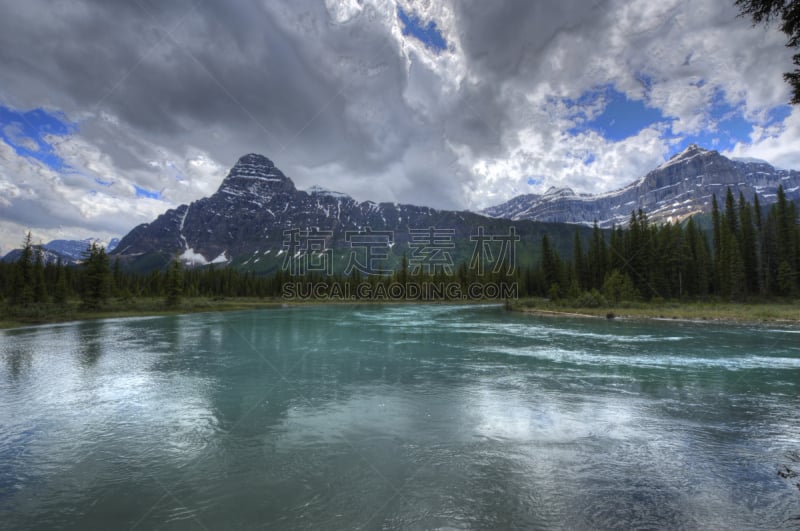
[1,246,70,266]
[484,145,800,227]
[1,237,120,265]
[112,154,589,272]
[43,238,119,260]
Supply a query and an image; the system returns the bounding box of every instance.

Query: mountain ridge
[1,237,119,265]
[112,154,584,272]
[484,144,800,226]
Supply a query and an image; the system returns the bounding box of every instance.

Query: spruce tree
[572,229,585,291]
[738,192,758,296]
[711,194,722,294]
[53,258,68,306]
[81,243,111,310]
[165,257,184,307]
[725,187,738,236]
[736,0,800,104]
[588,221,608,289]
[32,246,47,303]
[541,234,560,293]
[11,232,35,307]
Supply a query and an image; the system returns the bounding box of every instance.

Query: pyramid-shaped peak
[673,144,712,159]
[217,153,293,195]
[224,153,287,181]
[658,144,716,170]
[234,153,276,168]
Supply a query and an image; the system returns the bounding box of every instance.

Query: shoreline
[2,297,798,330]
[0,297,500,330]
[510,302,800,326]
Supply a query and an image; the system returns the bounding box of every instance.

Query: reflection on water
[0,305,799,529]
[77,321,104,367]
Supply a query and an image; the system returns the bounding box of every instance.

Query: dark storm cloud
[453,0,611,78]
[0,0,414,173]
[1,0,797,253]
[0,0,583,202]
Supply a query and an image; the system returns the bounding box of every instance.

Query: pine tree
[32,245,47,303]
[602,269,639,305]
[711,194,722,294]
[738,192,758,296]
[81,243,111,310]
[53,259,68,305]
[11,232,35,307]
[165,257,184,307]
[729,237,746,301]
[736,0,800,104]
[112,257,122,297]
[588,221,607,289]
[541,234,561,294]
[777,260,795,296]
[718,226,734,298]
[572,229,585,291]
[753,193,763,231]
[774,185,798,293]
[724,187,738,236]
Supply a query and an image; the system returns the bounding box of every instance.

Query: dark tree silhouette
[736,0,800,103]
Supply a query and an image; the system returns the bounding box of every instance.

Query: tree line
[1,186,798,311]
[531,185,799,304]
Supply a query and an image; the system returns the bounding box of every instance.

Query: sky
[1,0,799,253]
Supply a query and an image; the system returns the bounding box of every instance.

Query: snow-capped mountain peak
[485,146,800,227]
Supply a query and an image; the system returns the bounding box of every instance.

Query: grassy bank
[3,296,798,330]
[510,298,800,324]
[0,297,288,329]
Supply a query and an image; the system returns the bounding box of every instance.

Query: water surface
[1,305,799,529]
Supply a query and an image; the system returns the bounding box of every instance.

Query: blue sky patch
[667,90,755,156]
[583,87,666,141]
[397,7,447,52]
[0,105,76,171]
[765,104,791,127]
[563,84,792,161]
[134,185,161,199]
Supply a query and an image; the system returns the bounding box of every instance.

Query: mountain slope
[113,154,590,272]
[484,145,800,227]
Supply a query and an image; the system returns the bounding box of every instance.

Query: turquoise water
[1,304,799,529]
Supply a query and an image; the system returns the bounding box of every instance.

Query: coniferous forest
[1,187,798,318]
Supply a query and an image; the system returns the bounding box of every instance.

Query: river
[1,304,799,529]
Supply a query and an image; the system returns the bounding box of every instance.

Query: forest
[1,186,798,315]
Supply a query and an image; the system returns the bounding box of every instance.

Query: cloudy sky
[1,0,798,253]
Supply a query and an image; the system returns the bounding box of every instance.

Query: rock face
[484,145,800,227]
[113,154,576,271]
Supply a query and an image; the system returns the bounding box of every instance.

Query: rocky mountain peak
[658,144,715,169]
[485,145,800,227]
[234,153,275,169]
[543,186,575,197]
[217,153,294,197]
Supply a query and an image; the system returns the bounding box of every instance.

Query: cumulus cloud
[0,0,798,252]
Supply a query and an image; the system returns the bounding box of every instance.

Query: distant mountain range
[484,144,800,227]
[110,154,582,273]
[5,145,797,272]
[1,238,119,265]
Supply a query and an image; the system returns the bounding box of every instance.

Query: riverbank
[0,297,498,329]
[3,297,798,329]
[0,297,289,329]
[510,298,800,325]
